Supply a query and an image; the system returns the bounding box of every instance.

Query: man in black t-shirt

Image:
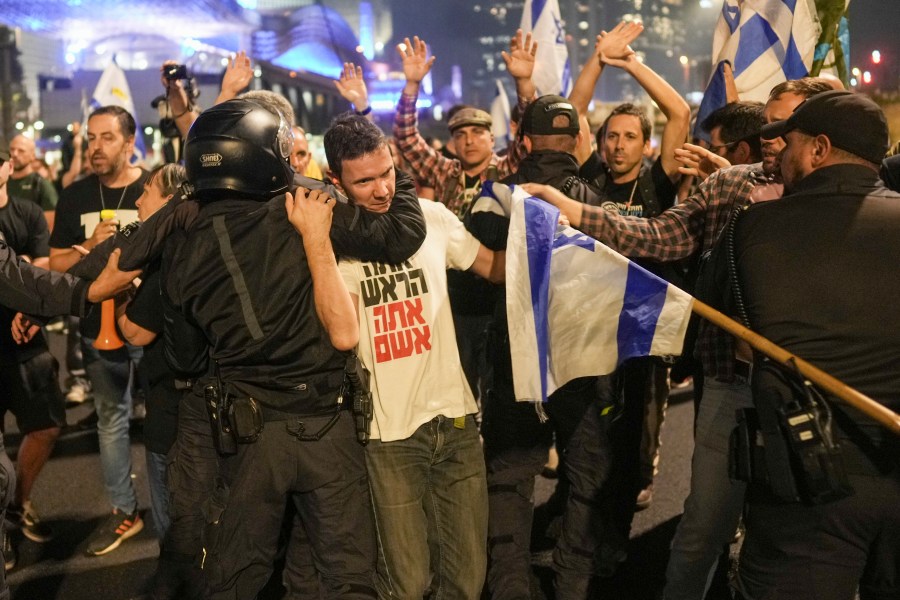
[565,20,691,579]
[8,135,57,213]
[49,106,148,557]
[0,151,66,570]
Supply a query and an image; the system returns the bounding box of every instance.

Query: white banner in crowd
[474,183,693,403]
[520,0,572,96]
[90,61,146,161]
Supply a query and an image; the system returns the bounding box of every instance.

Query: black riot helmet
[184,98,294,202]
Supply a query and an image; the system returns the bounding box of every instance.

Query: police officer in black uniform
[164,98,404,599]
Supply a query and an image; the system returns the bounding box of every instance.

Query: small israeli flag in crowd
[490,79,512,150]
[520,0,572,96]
[480,184,693,403]
[90,61,147,162]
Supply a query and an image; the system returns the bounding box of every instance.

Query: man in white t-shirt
[311,113,504,599]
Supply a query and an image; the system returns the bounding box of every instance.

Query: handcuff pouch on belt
[204,383,238,456]
[345,352,374,446]
[723,205,853,505]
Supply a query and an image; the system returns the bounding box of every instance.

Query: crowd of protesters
[0,15,898,600]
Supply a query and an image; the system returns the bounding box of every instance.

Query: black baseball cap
[761,90,888,164]
[521,95,580,136]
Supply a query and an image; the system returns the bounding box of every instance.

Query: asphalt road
[3,330,730,600]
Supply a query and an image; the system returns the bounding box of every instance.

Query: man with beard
[528,78,834,600]
[49,106,148,556]
[728,89,899,600]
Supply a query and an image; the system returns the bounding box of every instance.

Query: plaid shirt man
[393,92,527,218]
[578,162,778,381]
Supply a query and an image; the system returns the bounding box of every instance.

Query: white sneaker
[66,376,93,404]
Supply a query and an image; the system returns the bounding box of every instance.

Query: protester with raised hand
[334,62,371,118]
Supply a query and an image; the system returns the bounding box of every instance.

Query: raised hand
[501,29,537,82]
[220,51,254,99]
[598,21,643,68]
[397,36,435,84]
[334,63,369,112]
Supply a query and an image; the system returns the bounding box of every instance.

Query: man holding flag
[472,96,616,600]
[527,77,833,600]
[728,89,899,600]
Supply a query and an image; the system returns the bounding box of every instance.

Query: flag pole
[691,299,900,436]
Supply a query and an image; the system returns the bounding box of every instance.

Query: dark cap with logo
[448,108,493,133]
[521,95,580,137]
[760,90,888,164]
[0,138,8,162]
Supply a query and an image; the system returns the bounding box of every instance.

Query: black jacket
[724,164,900,472]
[69,170,427,278]
[0,231,88,317]
[161,171,427,413]
[165,198,347,414]
[505,151,601,204]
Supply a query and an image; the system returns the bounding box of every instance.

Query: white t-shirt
[340,199,481,442]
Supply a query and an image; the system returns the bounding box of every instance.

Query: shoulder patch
[119,221,141,239]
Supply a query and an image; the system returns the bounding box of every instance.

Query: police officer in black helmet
[164,98,378,599]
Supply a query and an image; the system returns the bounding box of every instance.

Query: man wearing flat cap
[721,90,900,600]
[392,30,537,411]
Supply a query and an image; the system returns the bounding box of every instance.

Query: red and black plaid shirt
[579,162,775,381]
[393,91,527,217]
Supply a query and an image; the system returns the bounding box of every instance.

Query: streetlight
[679,55,690,92]
[871,50,881,65]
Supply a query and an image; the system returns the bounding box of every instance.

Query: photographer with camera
[159,51,253,140]
[304,113,504,599]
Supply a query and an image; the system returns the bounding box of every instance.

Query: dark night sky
[387,0,897,101]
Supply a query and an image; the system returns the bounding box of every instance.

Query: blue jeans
[664,378,753,600]
[365,415,488,600]
[82,339,142,514]
[146,450,170,540]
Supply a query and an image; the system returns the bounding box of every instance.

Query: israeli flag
[697,0,820,130]
[694,60,732,142]
[520,0,572,96]
[711,0,819,101]
[482,184,693,403]
[90,61,147,162]
[490,79,512,151]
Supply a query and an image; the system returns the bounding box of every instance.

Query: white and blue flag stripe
[697,0,820,136]
[520,0,572,96]
[496,185,693,403]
